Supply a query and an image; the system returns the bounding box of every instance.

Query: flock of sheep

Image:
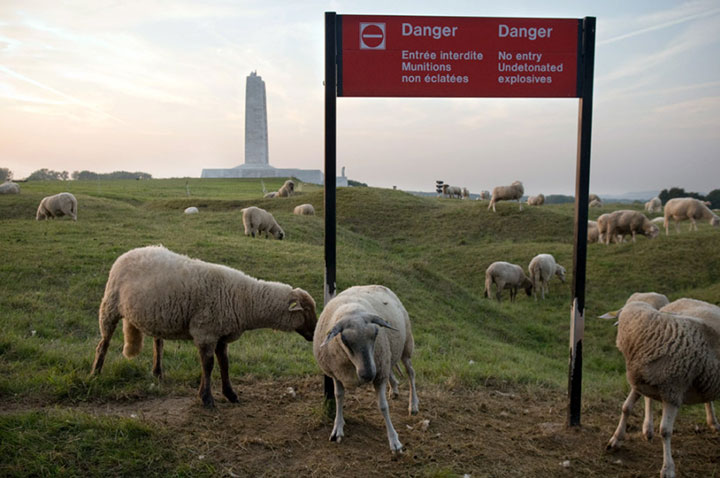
[10,177,719,476]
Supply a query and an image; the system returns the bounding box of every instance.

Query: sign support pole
[568,16,595,427]
[323,11,338,407]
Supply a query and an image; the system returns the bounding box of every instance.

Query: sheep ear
[598,308,622,320]
[367,315,397,331]
[321,324,343,347]
[288,300,303,312]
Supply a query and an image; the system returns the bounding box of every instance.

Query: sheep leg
[402,356,419,415]
[215,340,238,403]
[495,280,503,302]
[690,218,697,232]
[330,379,345,443]
[659,401,679,478]
[517,198,523,211]
[388,371,399,399]
[705,402,720,432]
[631,231,637,243]
[152,338,164,379]
[643,395,654,441]
[196,343,216,408]
[607,388,641,450]
[374,380,403,452]
[91,304,122,375]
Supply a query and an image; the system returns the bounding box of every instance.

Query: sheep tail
[484,273,491,298]
[122,319,144,358]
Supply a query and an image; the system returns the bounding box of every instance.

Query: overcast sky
[1,0,718,195]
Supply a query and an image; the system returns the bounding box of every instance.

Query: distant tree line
[13,168,152,181]
[544,194,575,204]
[71,170,152,180]
[27,169,70,181]
[0,167,12,182]
[659,187,720,209]
[348,179,368,187]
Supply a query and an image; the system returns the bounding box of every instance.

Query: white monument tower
[244,71,269,166]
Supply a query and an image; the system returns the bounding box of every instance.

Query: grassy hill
[1,178,719,476]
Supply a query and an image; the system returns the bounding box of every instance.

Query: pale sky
[1,0,718,195]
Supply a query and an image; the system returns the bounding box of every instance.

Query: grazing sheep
[90,245,317,408]
[645,197,662,213]
[589,198,603,208]
[264,191,277,198]
[600,210,659,245]
[602,294,720,478]
[0,181,20,194]
[663,197,720,235]
[589,193,601,203]
[241,206,285,239]
[651,216,665,225]
[527,194,545,206]
[442,184,462,199]
[588,220,600,243]
[527,254,566,300]
[293,204,315,216]
[461,187,470,199]
[488,181,524,212]
[277,180,295,197]
[313,285,418,453]
[483,261,533,302]
[184,206,199,214]
[36,192,77,221]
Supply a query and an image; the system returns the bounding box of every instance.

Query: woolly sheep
[589,198,603,208]
[442,184,462,199]
[241,206,285,239]
[527,254,566,300]
[589,193,601,203]
[184,206,199,214]
[488,180,524,212]
[293,203,315,216]
[663,197,720,235]
[264,191,277,198]
[651,216,665,225]
[90,245,317,408]
[645,197,662,213]
[600,210,659,245]
[0,181,20,194]
[602,294,720,478]
[277,180,295,197]
[588,220,600,243]
[483,261,533,302]
[36,192,77,221]
[313,285,418,453]
[527,194,545,206]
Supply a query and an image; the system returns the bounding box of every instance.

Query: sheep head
[556,265,567,283]
[289,288,317,341]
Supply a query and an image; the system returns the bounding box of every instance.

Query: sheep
[241,206,285,239]
[277,180,295,197]
[589,198,603,208]
[479,190,491,200]
[36,192,77,221]
[0,181,20,194]
[663,197,720,235]
[589,193,601,203]
[184,206,199,214]
[483,261,533,302]
[527,194,545,206]
[293,203,315,216]
[90,245,317,408]
[527,254,565,300]
[602,294,720,478]
[588,220,600,243]
[488,180,524,212]
[441,184,462,199]
[313,285,418,453]
[645,197,662,213]
[651,216,665,225]
[264,191,277,198]
[600,210,659,245]
[461,187,470,199]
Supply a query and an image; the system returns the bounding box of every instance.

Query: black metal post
[323,11,338,406]
[568,16,595,427]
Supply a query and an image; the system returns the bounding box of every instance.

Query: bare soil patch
[23,378,720,477]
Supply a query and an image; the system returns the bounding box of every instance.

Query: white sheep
[277,180,295,197]
[589,193,601,203]
[600,210,659,244]
[90,245,317,407]
[527,194,545,206]
[602,294,720,478]
[293,204,315,216]
[527,254,566,300]
[36,192,77,221]
[442,184,462,199]
[313,285,418,453]
[0,181,20,194]
[588,220,600,243]
[488,180,524,212]
[645,197,662,213]
[184,206,199,214]
[589,198,603,208]
[264,191,277,198]
[241,206,285,239]
[483,261,533,302]
[663,197,720,235]
[651,216,665,225]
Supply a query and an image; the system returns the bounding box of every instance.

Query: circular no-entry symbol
[360,23,386,50]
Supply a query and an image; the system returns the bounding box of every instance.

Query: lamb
[602,294,720,478]
[483,261,533,302]
[241,206,285,239]
[600,210,659,244]
[645,197,662,213]
[527,194,545,206]
[90,245,317,408]
[293,203,315,216]
[313,285,418,453]
[184,206,199,214]
[488,180,524,212]
[442,184,462,199]
[527,254,565,300]
[0,181,20,194]
[663,197,720,235]
[36,192,77,221]
[277,180,295,197]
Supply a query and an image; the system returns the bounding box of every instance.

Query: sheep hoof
[330,433,342,443]
[606,438,621,451]
[643,430,654,441]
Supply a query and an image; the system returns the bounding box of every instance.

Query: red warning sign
[339,15,580,98]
